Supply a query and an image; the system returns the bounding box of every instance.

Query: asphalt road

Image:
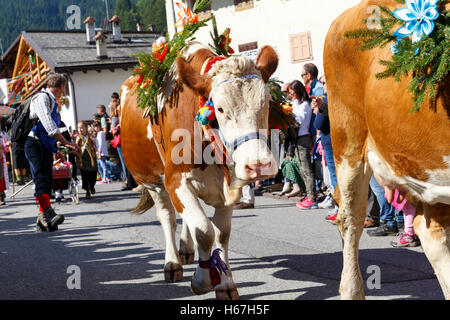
[0,180,444,300]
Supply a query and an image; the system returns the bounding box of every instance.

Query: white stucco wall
[60,69,133,132]
[166,0,361,84]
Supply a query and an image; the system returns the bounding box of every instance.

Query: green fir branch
[193,0,212,14]
[345,0,449,112]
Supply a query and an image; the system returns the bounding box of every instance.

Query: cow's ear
[256,46,278,83]
[176,56,212,98]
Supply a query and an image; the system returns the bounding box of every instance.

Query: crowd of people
[234,63,419,249]
[0,73,140,231]
[0,69,419,248]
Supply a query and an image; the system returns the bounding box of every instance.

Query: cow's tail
[132,187,155,215]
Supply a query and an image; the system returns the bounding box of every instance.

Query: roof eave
[22,31,57,70]
[54,60,138,73]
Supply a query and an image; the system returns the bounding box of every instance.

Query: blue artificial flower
[393,0,439,43]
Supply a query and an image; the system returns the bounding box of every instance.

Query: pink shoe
[390,233,421,248]
[296,197,318,209]
[300,196,312,205]
[98,180,106,184]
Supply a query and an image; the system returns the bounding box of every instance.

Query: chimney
[94,31,108,59]
[109,16,122,43]
[136,23,144,32]
[83,17,97,44]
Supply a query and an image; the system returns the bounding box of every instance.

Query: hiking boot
[36,218,58,232]
[364,219,379,228]
[37,208,65,232]
[390,233,421,248]
[367,224,398,237]
[233,202,255,210]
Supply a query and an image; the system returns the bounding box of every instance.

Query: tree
[136,0,167,33]
[114,0,137,31]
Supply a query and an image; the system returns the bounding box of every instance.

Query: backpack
[10,91,51,144]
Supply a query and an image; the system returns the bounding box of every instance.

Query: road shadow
[0,209,444,300]
[232,248,443,300]
[0,214,196,300]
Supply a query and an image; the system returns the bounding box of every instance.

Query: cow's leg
[212,207,239,300]
[335,159,372,300]
[414,203,450,299]
[169,180,216,295]
[179,219,195,265]
[148,189,184,282]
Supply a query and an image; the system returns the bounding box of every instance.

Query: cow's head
[177,46,279,182]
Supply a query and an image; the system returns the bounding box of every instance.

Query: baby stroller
[52,149,79,204]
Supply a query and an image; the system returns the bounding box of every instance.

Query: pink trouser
[389,189,416,235]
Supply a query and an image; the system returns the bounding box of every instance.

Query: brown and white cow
[324,0,450,299]
[119,42,278,299]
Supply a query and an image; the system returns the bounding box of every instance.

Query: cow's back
[325,0,450,190]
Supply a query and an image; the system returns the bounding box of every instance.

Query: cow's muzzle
[244,161,274,180]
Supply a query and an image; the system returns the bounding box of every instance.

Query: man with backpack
[22,73,80,232]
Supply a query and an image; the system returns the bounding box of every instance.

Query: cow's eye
[217,107,224,113]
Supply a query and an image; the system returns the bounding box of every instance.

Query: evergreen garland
[268,79,296,134]
[344,0,449,112]
[209,15,235,57]
[132,0,213,116]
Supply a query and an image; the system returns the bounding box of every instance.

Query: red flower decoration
[154,44,169,64]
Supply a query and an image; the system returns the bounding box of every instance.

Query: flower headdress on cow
[344,0,449,112]
[133,0,215,117]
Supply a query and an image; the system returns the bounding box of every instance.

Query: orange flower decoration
[188,14,198,24]
[282,103,293,115]
[175,2,198,28]
[141,79,152,90]
[152,42,164,54]
[154,44,168,64]
[220,29,235,54]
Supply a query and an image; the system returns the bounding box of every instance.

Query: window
[289,31,313,63]
[234,0,254,12]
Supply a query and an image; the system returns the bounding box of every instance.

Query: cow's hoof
[179,250,195,265]
[190,268,213,295]
[164,263,183,282]
[215,283,239,300]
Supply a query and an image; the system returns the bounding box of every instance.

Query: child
[76,121,98,199]
[388,188,420,248]
[93,122,111,184]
